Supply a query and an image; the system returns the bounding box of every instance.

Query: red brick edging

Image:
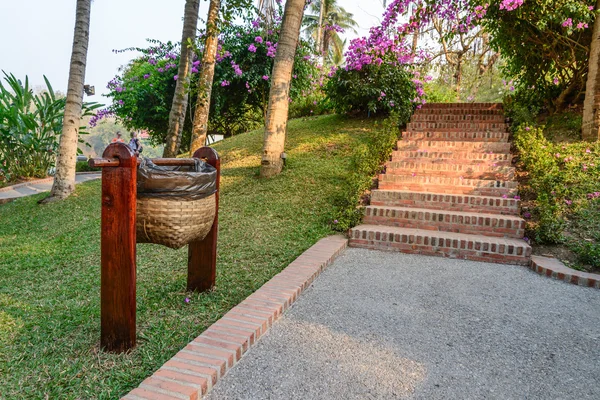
[529,255,600,289]
[122,235,348,400]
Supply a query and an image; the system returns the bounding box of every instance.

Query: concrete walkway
[207,249,600,399]
[0,173,100,203]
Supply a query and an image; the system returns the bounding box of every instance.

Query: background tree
[260,0,307,178]
[163,0,201,157]
[303,0,357,64]
[582,0,600,141]
[189,0,221,154]
[42,0,92,202]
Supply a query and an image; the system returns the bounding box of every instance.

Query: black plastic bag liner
[137,158,217,200]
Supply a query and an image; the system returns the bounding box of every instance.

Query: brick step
[370,190,520,215]
[378,174,518,197]
[402,131,509,142]
[407,122,508,132]
[420,102,502,110]
[411,114,506,122]
[398,140,511,153]
[414,108,505,116]
[364,206,525,239]
[392,151,512,165]
[348,225,531,265]
[386,161,515,179]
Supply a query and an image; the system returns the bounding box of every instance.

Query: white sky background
[0,0,385,104]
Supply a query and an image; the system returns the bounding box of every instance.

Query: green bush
[288,90,331,119]
[324,63,416,123]
[0,72,100,183]
[514,125,600,244]
[75,161,100,173]
[332,113,402,232]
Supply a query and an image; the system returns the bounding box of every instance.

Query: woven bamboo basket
[136,194,216,249]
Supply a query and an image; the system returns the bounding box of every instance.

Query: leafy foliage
[0,72,99,183]
[104,18,318,153]
[324,62,416,121]
[514,124,600,257]
[476,0,596,111]
[332,113,402,232]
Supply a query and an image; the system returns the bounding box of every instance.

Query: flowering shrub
[103,17,317,149]
[324,62,416,121]
[514,125,600,247]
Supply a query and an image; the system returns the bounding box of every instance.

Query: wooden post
[187,147,220,292]
[100,143,137,352]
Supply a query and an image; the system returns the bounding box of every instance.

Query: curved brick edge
[529,256,600,289]
[121,235,348,400]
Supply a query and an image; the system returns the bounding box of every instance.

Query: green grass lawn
[0,115,376,399]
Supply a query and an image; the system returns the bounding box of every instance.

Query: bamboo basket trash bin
[89,144,221,353]
[136,158,217,249]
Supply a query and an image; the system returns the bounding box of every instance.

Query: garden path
[206,248,600,399]
[0,172,101,203]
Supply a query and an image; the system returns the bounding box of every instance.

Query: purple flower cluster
[231,61,243,76]
[89,108,115,127]
[499,0,523,12]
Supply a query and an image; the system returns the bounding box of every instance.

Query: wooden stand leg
[100,143,137,352]
[187,147,220,292]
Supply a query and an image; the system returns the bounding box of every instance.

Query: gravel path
[207,248,600,400]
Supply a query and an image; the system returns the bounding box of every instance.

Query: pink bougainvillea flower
[586,148,591,153]
[553,77,559,85]
[525,127,530,131]
[185,297,190,303]
[221,80,230,87]
[262,75,269,80]
[143,74,150,79]
[255,36,263,43]
[513,195,520,200]
[562,18,573,27]
[173,75,178,81]
[248,44,257,53]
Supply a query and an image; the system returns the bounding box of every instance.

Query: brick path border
[530,255,600,289]
[122,235,348,400]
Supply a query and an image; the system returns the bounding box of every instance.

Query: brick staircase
[349,103,532,265]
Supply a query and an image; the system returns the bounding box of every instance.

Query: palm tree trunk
[582,0,600,141]
[43,0,91,202]
[163,0,201,157]
[189,0,220,154]
[260,0,306,178]
[316,0,325,57]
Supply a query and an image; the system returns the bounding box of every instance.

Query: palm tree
[163,0,201,157]
[42,0,92,202]
[582,0,600,141]
[189,0,221,154]
[258,0,276,25]
[260,0,306,178]
[303,0,358,64]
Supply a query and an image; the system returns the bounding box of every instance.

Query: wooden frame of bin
[89,143,221,353]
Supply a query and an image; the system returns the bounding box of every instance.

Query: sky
[0,0,385,104]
